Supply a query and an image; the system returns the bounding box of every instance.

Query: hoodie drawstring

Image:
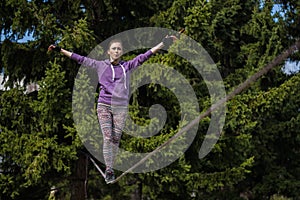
[110,64,127,89]
[110,64,115,81]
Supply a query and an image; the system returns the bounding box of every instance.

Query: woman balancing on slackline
[48,35,177,183]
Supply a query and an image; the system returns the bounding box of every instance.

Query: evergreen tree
[148,0,299,199]
[1,0,300,199]
[0,62,81,199]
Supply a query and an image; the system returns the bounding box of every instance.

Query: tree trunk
[70,152,88,200]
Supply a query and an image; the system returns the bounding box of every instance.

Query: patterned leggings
[97,103,127,169]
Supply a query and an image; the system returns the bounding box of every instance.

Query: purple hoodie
[71,50,153,106]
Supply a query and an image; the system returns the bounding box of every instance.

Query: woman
[48,35,176,183]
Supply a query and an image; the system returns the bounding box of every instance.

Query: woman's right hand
[48,44,61,52]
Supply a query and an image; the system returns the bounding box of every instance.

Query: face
[107,42,123,63]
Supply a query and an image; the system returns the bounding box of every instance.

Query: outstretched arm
[48,44,101,68]
[150,35,177,54]
[48,44,72,58]
[150,42,164,54]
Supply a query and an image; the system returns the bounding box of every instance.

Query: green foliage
[270,194,292,200]
[139,156,192,199]
[71,67,101,158]
[248,74,300,198]
[1,0,300,199]
[0,88,33,198]
[59,18,96,52]
[0,62,80,199]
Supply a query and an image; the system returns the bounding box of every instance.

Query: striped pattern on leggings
[97,103,127,169]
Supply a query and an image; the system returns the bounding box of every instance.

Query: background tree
[148,0,300,199]
[1,0,300,199]
[0,62,81,199]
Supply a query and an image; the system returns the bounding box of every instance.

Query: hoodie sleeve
[126,50,153,70]
[71,53,103,69]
